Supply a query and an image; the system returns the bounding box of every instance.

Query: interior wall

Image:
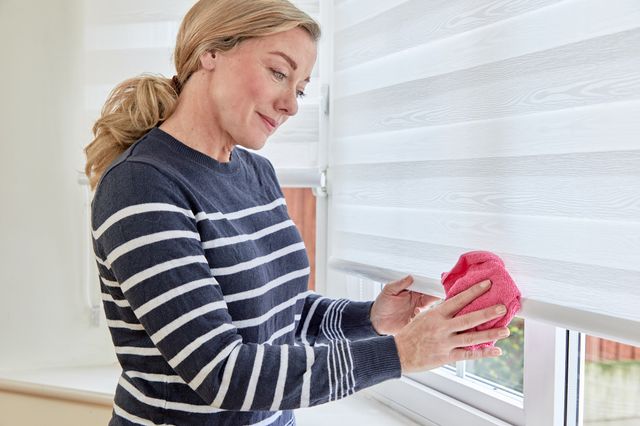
[0,0,115,371]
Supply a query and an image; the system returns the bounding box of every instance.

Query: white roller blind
[328,0,640,346]
[83,0,322,184]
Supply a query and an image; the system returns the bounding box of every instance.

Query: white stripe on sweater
[201,219,294,250]
[113,402,171,426]
[120,255,209,293]
[107,319,145,331]
[93,203,194,239]
[194,198,286,223]
[337,301,356,396]
[337,300,353,398]
[119,376,223,413]
[300,295,324,345]
[103,230,200,267]
[322,299,351,400]
[224,267,310,303]
[189,340,242,389]
[125,371,185,384]
[211,242,305,276]
[115,346,162,357]
[169,323,236,368]
[134,277,217,318]
[270,345,289,411]
[233,291,310,329]
[323,300,340,401]
[151,301,226,343]
[99,276,119,288]
[265,323,295,345]
[300,345,315,408]
[212,345,241,407]
[241,345,265,411]
[102,292,130,308]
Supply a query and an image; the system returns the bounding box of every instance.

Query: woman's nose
[277,89,299,117]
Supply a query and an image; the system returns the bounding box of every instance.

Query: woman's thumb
[387,275,413,293]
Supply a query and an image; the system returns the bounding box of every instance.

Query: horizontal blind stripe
[335,0,640,95]
[332,100,640,165]
[335,29,640,136]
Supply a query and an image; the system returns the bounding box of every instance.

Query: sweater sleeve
[92,161,401,411]
[296,295,382,345]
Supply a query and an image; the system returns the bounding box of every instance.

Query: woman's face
[201,27,317,152]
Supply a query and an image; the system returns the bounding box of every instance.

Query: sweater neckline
[149,127,242,175]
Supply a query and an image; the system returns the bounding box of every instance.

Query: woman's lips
[258,113,276,132]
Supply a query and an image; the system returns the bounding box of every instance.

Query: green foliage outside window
[465,317,525,393]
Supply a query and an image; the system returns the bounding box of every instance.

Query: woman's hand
[370,275,440,335]
[393,279,510,373]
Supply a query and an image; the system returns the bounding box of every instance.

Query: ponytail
[84,74,179,190]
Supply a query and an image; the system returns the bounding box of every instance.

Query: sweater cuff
[350,335,402,390]
[341,300,381,337]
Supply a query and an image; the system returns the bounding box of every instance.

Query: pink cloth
[441,251,521,349]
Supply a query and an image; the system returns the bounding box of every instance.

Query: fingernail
[498,328,510,338]
[492,348,502,356]
[480,280,491,289]
[496,305,506,315]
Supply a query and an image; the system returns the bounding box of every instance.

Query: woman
[84,0,510,424]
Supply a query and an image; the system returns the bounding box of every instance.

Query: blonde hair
[84,0,320,190]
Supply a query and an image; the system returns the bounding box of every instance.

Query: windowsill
[0,364,420,425]
[0,363,120,406]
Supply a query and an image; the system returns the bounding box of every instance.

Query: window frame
[324,271,580,425]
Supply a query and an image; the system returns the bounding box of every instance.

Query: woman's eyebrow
[268,51,311,82]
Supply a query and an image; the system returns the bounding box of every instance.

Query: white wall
[0,0,115,371]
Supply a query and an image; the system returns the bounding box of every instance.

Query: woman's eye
[296,90,306,99]
[271,69,287,81]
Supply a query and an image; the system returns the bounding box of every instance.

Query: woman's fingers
[439,279,492,317]
[450,345,502,362]
[450,304,507,332]
[452,327,510,348]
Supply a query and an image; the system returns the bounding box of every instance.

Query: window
[326,0,640,425]
[581,336,640,425]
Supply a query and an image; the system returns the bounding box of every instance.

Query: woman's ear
[199,50,217,71]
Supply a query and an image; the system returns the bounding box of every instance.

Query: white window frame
[324,273,581,426]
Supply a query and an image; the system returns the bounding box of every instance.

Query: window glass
[583,336,640,425]
[464,317,525,394]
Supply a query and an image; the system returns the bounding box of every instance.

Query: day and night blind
[83,0,321,184]
[327,0,640,346]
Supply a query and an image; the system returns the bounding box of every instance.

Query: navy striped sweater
[91,128,401,425]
